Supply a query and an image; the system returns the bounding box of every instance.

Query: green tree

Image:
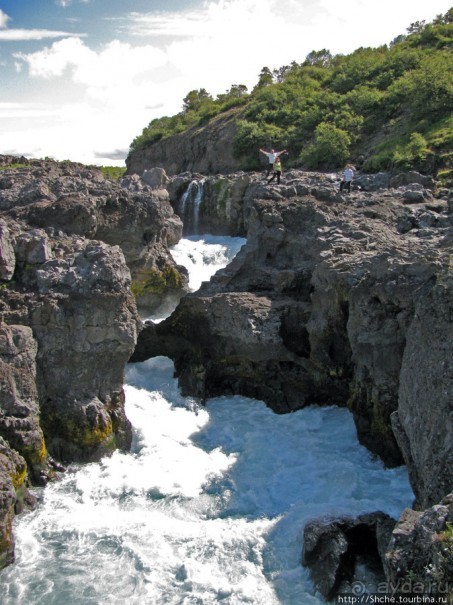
[407,20,426,34]
[436,8,453,24]
[215,85,249,111]
[390,132,431,171]
[304,49,333,67]
[255,66,274,89]
[233,120,286,164]
[390,34,406,47]
[329,46,388,93]
[273,65,292,83]
[407,132,429,162]
[226,84,248,98]
[387,52,453,119]
[300,122,351,168]
[182,89,213,113]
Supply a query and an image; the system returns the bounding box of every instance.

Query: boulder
[384,494,453,593]
[302,512,396,599]
[390,171,435,190]
[141,167,170,190]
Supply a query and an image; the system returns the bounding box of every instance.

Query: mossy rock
[22,438,48,467]
[131,265,183,299]
[11,464,27,490]
[64,417,114,449]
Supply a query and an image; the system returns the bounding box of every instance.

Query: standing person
[259,147,287,177]
[267,156,283,185]
[340,164,354,193]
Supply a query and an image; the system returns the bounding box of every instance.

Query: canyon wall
[133,169,452,511]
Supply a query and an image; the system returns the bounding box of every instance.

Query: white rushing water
[0,235,414,605]
[170,234,245,292]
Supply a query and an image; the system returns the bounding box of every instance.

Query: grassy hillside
[129,10,453,181]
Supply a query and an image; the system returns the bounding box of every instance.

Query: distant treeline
[130,9,452,180]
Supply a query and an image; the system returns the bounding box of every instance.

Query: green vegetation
[131,265,183,299]
[0,163,29,171]
[11,463,27,490]
[100,166,127,181]
[130,85,249,151]
[129,9,453,174]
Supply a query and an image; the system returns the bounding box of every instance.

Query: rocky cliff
[0,156,185,568]
[2,155,451,586]
[133,168,452,512]
[126,110,244,177]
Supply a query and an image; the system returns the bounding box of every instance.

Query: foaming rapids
[170,234,246,292]
[149,235,246,323]
[0,236,413,605]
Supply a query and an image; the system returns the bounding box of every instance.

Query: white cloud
[0,28,86,41]
[5,38,177,165]
[0,102,59,119]
[55,0,91,6]
[3,0,452,165]
[0,9,10,29]
[14,37,169,94]
[0,100,138,165]
[14,38,91,78]
[0,6,85,40]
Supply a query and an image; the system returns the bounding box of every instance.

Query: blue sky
[1,0,451,166]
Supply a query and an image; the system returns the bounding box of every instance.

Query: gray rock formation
[384,494,453,594]
[302,512,395,599]
[0,157,186,311]
[133,169,452,499]
[392,275,453,509]
[0,324,47,483]
[0,436,34,570]
[126,110,243,176]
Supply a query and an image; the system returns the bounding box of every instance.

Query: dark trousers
[268,170,281,184]
[340,180,351,193]
[266,164,273,176]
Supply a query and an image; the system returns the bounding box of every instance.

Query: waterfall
[178,180,196,218]
[192,179,205,234]
[178,179,205,235]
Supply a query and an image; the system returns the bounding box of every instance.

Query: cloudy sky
[0,0,451,166]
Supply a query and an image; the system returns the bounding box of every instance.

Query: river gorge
[0,156,451,602]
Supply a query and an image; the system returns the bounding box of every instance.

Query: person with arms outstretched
[259,147,287,177]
